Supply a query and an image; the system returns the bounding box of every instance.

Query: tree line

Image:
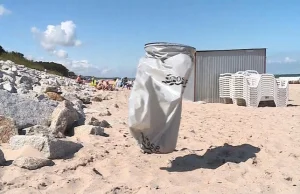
[0,45,74,77]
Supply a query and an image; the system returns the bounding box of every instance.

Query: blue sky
[0,0,299,77]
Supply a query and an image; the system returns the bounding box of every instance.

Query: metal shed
[183,48,266,103]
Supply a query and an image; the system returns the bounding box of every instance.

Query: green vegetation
[0,45,70,76]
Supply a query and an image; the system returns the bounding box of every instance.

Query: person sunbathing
[96,80,104,90]
[76,75,83,84]
[103,80,109,90]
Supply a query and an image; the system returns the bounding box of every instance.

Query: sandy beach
[0,85,300,194]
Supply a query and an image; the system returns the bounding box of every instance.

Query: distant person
[112,78,117,90]
[96,80,103,90]
[122,77,128,88]
[127,80,132,90]
[76,75,83,84]
[115,78,120,88]
[90,77,97,86]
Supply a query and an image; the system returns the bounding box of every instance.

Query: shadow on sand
[287,104,299,107]
[160,143,260,172]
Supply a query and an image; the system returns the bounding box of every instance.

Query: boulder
[74,125,104,136]
[0,90,57,129]
[61,93,79,102]
[78,95,91,104]
[21,125,51,136]
[72,99,85,124]
[17,87,30,95]
[9,135,83,159]
[36,94,47,101]
[1,70,16,83]
[103,94,113,100]
[13,156,55,170]
[100,120,112,128]
[99,109,112,116]
[0,148,6,165]
[91,96,103,102]
[45,92,65,102]
[0,116,18,143]
[44,86,59,93]
[11,66,17,73]
[18,82,33,91]
[87,117,112,128]
[1,64,10,70]
[87,117,101,126]
[18,75,34,86]
[50,100,79,136]
[1,81,17,93]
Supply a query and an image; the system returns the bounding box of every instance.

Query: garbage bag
[128,42,196,154]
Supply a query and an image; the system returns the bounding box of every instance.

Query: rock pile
[0,60,109,170]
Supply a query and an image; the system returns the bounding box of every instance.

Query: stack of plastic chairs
[219,73,233,104]
[230,71,249,106]
[218,70,289,107]
[243,73,260,107]
[276,79,289,107]
[219,73,232,99]
[219,74,225,98]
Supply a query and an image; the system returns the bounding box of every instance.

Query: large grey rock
[0,148,5,165]
[17,87,30,95]
[13,156,55,170]
[44,86,59,93]
[11,66,17,73]
[1,81,17,93]
[61,93,79,102]
[1,64,10,70]
[18,75,34,85]
[0,116,18,143]
[50,100,79,136]
[1,72,15,83]
[16,76,34,91]
[0,90,57,129]
[59,93,85,124]
[72,99,85,123]
[9,135,83,159]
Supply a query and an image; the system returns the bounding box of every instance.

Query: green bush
[0,45,69,76]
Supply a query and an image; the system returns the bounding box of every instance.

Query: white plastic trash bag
[128,42,196,154]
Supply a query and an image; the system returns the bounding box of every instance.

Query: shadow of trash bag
[160,143,261,172]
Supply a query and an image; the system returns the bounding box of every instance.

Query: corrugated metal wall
[195,49,266,103]
[183,63,195,101]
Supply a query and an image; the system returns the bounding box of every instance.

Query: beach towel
[128,42,196,154]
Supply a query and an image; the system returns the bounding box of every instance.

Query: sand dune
[1,85,300,194]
